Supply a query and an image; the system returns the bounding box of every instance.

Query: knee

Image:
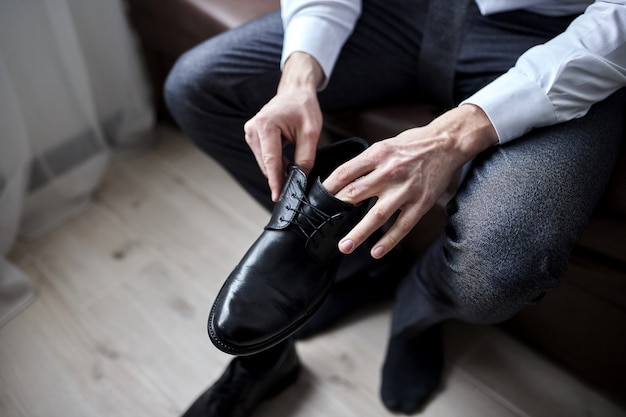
[163,47,216,125]
[452,253,561,325]
[436,167,583,323]
[439,223,565,325]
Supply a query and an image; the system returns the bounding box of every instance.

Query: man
[165,0,626,415]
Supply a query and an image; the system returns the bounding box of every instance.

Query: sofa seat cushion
[324,102,441,142]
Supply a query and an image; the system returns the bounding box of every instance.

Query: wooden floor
[2,125,625,417]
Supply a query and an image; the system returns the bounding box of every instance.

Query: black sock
[380,325,443,414]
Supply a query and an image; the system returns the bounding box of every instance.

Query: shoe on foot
[181,340,300,417]
[209,138,371,355]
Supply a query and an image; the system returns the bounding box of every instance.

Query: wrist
[433,104,499,160]
[279,52,325,93]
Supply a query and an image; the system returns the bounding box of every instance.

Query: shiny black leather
[181,340,300,417]
[209,138,370,355]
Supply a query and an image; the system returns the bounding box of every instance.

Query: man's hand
[322,104,499,259]
[244,52,325,202]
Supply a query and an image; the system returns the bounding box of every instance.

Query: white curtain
[0,0,155,326]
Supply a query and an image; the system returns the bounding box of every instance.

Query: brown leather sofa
[126,0,626,399]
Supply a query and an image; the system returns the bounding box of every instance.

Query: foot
[181,340,300,417]
[380,325,443,414]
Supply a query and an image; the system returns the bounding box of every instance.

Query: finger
[369,205,423,259]
[332,171,381,205]
[244,124,267,177]
[338,196,402,255]
[322,154,374,197]
[258,125,285,202]
[293,132,317,175]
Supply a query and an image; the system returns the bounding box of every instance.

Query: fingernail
[339,239,355,254]
[372,246,385,259]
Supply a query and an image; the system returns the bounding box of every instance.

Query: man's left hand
[322,104,498,259]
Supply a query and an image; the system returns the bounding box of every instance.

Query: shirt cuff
[281,15,349,90]
[462,71,557,144]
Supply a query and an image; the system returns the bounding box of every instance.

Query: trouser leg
[390,2,617,337]
[392,89,626,337]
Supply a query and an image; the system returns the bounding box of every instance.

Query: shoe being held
[209,138,371,355]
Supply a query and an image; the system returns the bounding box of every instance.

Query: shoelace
[279,180,334,240]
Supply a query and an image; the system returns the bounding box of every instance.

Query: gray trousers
[164,0,625,338]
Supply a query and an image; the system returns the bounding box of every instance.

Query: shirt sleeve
[280,0,361,89]
[463,0,626,144]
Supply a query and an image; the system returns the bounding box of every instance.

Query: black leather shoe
[181,340,300,417]
[209,138,370,355]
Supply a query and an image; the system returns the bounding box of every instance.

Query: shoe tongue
[265,168,353,232]
[305,178,354,214]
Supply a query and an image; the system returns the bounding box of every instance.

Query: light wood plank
[150,124,268,231]
[0,260,171,417]
[96,148,258,296]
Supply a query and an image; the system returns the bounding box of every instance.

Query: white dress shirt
[476,0,590,16]
[280,0,626,143]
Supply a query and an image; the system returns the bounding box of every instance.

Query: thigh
[165,11,285,117]
[318,0,429,110]
[169,0,430,114]
[228,0,432,112]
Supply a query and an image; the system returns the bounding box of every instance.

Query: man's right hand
[244,52,325,202]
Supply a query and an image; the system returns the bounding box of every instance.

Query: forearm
[280,0,361,89]
[324,104,498,259]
